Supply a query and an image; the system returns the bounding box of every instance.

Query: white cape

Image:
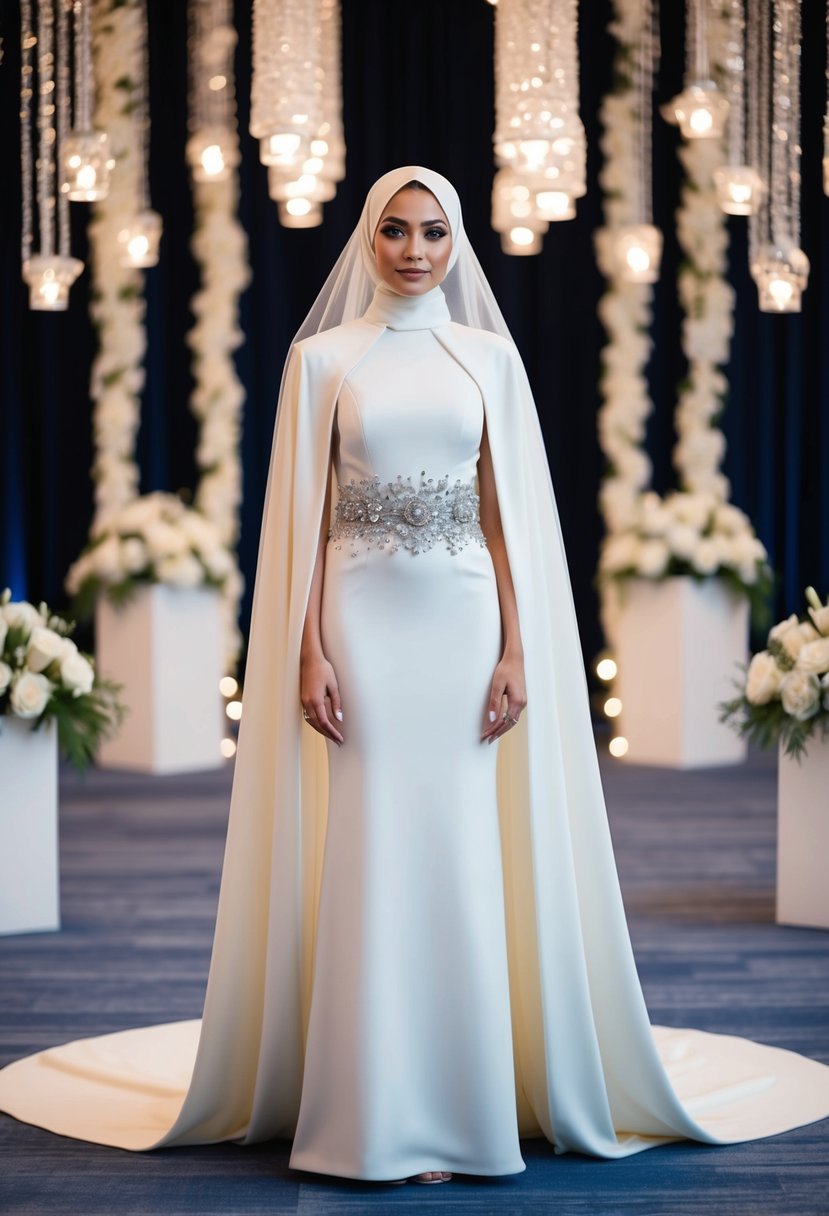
[2,318,828,1159]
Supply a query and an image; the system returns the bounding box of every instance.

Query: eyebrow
[380,216,448,227]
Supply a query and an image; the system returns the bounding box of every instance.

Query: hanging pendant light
[186,7,240,184]
[60,0,113,202]
[747,0,806,311]
[668,2,729,139]
[119,0,161,268]
[20,0,83,310]
[712,0,764,215]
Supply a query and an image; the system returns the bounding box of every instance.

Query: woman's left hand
[481,649,527,744]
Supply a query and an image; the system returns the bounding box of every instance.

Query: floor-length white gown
[288,292,526,1179]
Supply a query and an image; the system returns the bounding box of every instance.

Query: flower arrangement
[0,589,125,772]
[595,3,769,641]
[599,489,773,621]
[720,588,829,760]
[65,491,239,622]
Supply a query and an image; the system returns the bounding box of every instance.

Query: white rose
[9,671,52,718]
[796,637,829,676]
[781,622,820,661]
[0,660,12,693]
[768,614,800,647]
[0,617,7,652]
[745,651,783,705]
[600,533,641,574]
[713,503,750,535]
[121,537,149,574]
[144,522,190,560]
[202,548,234,580]
[155,553,204,588]
[637,538,670,578]
[808,604,829,636]
[26,626,75,673]
[91,534,126,581]
[3,600,41,634]
[779,670,822,721]
[60,651,95,697]
[691,537,722,575]
[666,523,700,561]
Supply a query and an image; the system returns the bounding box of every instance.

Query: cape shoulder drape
[1,317,828,1156]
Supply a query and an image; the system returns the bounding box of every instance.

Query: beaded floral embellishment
[328,471,488,557]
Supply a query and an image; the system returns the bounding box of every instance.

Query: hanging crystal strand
[491,0,584,255]
[55,0,70,251]
[62,0,113,202]
[610,0,663,283]
[117,0,162,267]
[714,0,764,213]
[750,0,807,311]
[186,0,240,184]
[22,0,83,310]
[747,0,770,269]
[669,0,730,138]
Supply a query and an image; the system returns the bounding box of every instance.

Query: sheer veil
[289,165,514,345]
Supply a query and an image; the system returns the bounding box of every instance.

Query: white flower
[0,661,11,693]
[201,548,234,580]
[3,600,41,634]
[780,621,820,662]
[808,604,829,636]
[0,617,6,652]
[155,553,204,588]
[779,670,822,722]
[637,538,670,577]
[666,523,700,561]
[9,671,52,718]
[691,537,721,575]
[768,614,800,646]
[26,626,75,674]
[60,651,95,697]
[120,537,148,574]
[795,638,829,676]
[144,522,191,561]
[600,533,641,574]
[745,652,783,705]
[91,534,126,582]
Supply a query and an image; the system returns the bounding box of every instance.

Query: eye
[380,224,404,238]
[426,228,447,241]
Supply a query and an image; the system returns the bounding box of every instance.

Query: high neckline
[362,281,451,331]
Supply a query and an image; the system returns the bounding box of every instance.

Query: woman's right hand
[300,653,345,746]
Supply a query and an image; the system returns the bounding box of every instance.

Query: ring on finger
[502,712,518,726]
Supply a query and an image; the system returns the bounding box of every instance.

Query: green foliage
[35,676,128,774]
[719,677,829,763]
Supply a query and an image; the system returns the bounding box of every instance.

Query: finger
[482,685,505,740]
[328,683,344,724]
[313,699,344,746]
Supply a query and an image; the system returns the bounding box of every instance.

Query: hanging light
[747,0,807,311]
[607,0,662,283]
[20,0,85,310]
[611,224,663,284]
[251,0,345,227]
[491,0,584,252]
[118,0,161,268]
[712,0,764,215]
[187,11,240,184]
[60,1,113,202]
[117,211,163,268]
[277,198,323,227]
[668,2,729,139]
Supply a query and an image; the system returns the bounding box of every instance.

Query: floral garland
[0,589,125,772]
[86,0,146,531]
[595,0,770,641]
[721,588,829,760]
[187,140,250,669]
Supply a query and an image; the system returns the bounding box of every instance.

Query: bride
[1,166,828,1186]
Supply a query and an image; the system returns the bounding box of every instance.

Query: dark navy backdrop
[1,0,827,672]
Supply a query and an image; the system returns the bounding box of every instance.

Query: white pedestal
[0,716,60,935]
[777,739,829,930]
[615,576,750,768]
[95,585,224,774]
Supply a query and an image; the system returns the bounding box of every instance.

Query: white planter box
[615,576,750,768]
[0,716,60,935]
[777,737,829,930]
[95,585,224,774]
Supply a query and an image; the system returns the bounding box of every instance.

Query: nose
[403,232,425,262]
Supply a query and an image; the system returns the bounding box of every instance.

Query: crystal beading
[328,471,488,557]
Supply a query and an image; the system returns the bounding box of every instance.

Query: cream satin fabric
[1,295,829,1164]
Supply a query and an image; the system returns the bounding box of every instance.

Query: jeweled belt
[328,471,488,556]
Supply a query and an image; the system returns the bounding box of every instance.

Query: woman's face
[372,187,452,295]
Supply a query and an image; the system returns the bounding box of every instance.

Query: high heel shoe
[412,1171,452,1184]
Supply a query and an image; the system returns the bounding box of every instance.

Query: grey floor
[1,745,828,1216]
